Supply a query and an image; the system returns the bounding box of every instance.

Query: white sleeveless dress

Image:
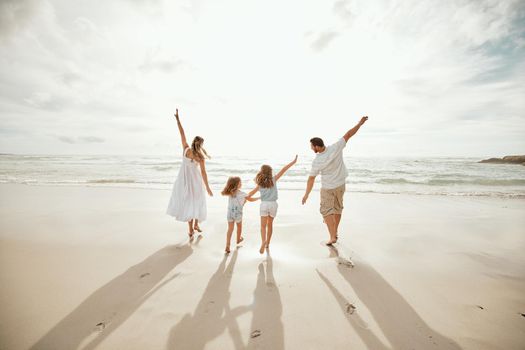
[166,147,207,222]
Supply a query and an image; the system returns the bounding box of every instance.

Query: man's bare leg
[324,214,338,245]
[335,213,342,239]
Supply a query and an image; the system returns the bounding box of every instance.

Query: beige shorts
[320,184,345,217]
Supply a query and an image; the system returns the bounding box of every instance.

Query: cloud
[310,31,339,52]
[0,0,40,40]
[0,0,523,156]
[55,135,105,144]
[24,92,68,111]
[139,58,186,73]
[333,0,353,21]
[56,136,75,144]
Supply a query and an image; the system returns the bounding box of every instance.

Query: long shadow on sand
[248,253,285,350]
[319,245,462,350]
[167,250,248,350]
[30,244,193,350]
[166,251,285,350]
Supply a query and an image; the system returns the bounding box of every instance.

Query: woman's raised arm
[174,108,189,150]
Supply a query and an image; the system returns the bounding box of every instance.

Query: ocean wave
[152,166,175,171]
[87,179,137,184]
[378,178,525,186]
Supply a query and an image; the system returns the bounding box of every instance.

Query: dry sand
[0,184,524,349]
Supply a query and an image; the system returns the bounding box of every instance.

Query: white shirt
[309,138,348,189]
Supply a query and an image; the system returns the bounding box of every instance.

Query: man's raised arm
[343,116,368,142]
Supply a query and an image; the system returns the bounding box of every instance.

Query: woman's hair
[191,136,210,162]
[255,165,274,188]
[222,176,241,196]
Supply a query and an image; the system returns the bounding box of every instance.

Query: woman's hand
[207,187,214,197]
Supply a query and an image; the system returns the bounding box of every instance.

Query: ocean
[1,154,524,198]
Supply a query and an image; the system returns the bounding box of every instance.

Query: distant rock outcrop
[479,155,525,165]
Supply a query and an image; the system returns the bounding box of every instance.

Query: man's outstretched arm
[302,176,316,205]
[343,116,368,142]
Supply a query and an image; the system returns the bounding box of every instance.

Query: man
[302,116,368,245]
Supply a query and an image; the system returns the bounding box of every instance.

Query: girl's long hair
[222,176,241,196]
[255,165,274,188]
[191,136,210,162]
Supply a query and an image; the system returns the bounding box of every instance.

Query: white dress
[166,147,207,222]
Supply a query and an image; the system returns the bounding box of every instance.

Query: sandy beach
[0,183,524,350]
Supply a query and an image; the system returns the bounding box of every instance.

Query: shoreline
[2,182,524,199]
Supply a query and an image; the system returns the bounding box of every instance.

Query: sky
[0,0,524,158]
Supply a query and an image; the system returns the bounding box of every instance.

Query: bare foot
[188,230,195,239]
[225,247,230,254]
[194,225,202,233]
[326,239,337,246]
[265,243,269,248]
[259,245,265,254]
[236,237,244,244]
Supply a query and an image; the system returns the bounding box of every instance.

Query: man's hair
[310,137,324,148]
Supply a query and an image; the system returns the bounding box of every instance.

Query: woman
[167,108,213,238]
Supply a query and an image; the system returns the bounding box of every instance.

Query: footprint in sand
[338,258,355,268]
[345,303,356,314]
[140,273,150,278]
[95,322,106,332]
[476,305,484,310]
[251,330,262,338]
[520,313,524,318]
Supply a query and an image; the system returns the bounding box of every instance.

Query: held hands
[359,116,368,126]
[207,187,213,197]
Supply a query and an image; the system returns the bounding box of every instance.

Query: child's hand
[174,108,180,121]
[302,194,308,205]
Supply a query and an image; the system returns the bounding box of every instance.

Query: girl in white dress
[166,109,213,238]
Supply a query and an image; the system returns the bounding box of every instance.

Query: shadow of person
[30,244,193,350]
[317,270,389,350]
[167,250,247,350]
[248,253,285,350]
[326,245,462,350]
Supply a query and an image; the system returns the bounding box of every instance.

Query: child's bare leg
[236,222,243,244]
[266,216,274,248]
[225,222,234,253]
[194,219,202,232]
[187,220,195,238]
[324,214,338,245]
[260,216,268,254]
